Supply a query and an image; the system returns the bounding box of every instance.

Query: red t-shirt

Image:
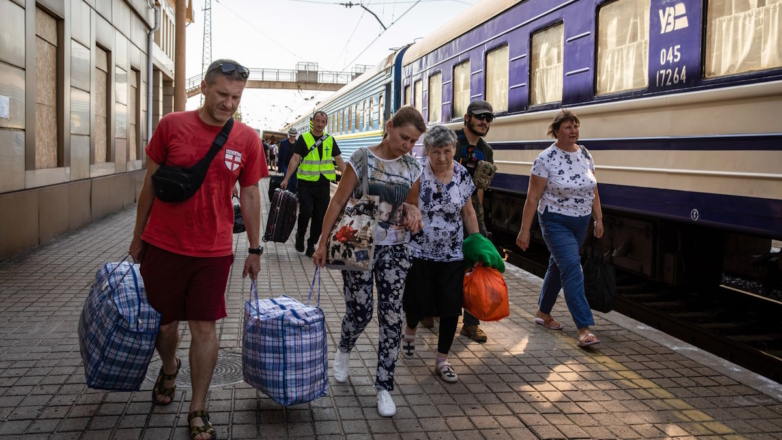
[142,110,268,257]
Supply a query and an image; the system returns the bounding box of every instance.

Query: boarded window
[428,72,442,123]
[404,85,411,106]
[486,46,509,112]
[705,0,782,78]
[414,80,422,114]
[597,0,650,95]
[531,24,564,105]
[453,61,470,119]
[35,7,59,169]
[95,46,110,163]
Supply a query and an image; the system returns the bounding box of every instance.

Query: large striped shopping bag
[78,255,161,391]
[242,269,328,406]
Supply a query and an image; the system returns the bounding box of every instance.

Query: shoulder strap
[361,147,369,197]
[579,145,592,161]
[199,118,234,167]
[307,134,329,155]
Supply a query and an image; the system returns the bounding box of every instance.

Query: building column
[152,70,164,131]
[174,0,187,111]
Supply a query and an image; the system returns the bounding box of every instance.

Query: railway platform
[0,178,781,440]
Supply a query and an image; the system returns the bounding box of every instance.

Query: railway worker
[516,109,605,348]
[401,125,482,383]
[277,128,298,193]
[128,59,266,440]
[312,107,426,417]
[280,111,346,256]
[428,100,496,343]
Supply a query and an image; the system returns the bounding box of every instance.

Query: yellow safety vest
[297,132,336,182]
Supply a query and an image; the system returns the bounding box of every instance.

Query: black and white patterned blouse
[409,158,476,261]
[531,144,597,217]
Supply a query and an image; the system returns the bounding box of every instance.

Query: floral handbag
[326,148,379,271]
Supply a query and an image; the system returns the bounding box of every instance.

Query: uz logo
[659,3,689,34]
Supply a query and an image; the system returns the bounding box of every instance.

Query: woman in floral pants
[313,107,427,417]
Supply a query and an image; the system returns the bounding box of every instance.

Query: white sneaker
[333,349,350,383]
[377,389,396,417]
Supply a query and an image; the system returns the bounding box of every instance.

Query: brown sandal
[188,410,217,440]
[151,357,180,406]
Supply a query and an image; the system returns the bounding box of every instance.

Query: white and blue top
[531,144,597,217]
[409,158,476,261]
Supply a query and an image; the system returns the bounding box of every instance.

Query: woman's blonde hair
[546,109,580,138]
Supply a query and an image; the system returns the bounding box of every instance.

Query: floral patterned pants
[339,244,411,391]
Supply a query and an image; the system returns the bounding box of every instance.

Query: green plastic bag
[463,233,505,273]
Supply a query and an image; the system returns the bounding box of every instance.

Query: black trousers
[296,184,331,248]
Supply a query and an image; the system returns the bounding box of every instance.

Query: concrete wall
[0,169,144,260]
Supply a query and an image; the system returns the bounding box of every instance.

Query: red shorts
[139,242,234,325]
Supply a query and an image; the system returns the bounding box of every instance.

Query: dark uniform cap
[466,100,494,116]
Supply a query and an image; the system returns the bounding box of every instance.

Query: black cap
[466,100,494,116]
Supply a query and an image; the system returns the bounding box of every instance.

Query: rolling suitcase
[263,189,298,243]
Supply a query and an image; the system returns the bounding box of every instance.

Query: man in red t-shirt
[128,59,267,440]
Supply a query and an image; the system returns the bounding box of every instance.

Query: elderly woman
[402,125,480,383]
[516,109,604,347]
[313,107,426,417]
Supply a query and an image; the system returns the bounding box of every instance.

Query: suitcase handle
[307,267,321,308]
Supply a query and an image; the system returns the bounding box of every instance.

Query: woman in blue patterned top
[402,125,480,383]
[516,109,605,348]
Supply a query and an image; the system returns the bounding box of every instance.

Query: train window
[705,0,782,78]
[414,80,423,114]
[428,72,442,123]
[363,100,368,131]
[378,94,385,127]
[369,98,374,130]
[596,0,650,95]
[404,85,411,105]
[453,61,470,119]
[342,109,346,134]
[486,46,509,112]
[355,104,360,132]
[531,23,564,105]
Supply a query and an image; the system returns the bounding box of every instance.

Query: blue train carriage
[286,47,411,169]
[401,0,782,287]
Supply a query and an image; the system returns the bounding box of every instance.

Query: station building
[0,0,193,260]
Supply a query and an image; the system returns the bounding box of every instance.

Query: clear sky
[183,0,476,131]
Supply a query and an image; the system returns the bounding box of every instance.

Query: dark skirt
[403,257,464,318]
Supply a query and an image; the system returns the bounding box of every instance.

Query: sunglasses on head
[208,63,250,80]
[470,113,494,123]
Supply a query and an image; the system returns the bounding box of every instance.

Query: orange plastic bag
[463,264,509,322]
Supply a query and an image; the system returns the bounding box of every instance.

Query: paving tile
[0,193,777,440]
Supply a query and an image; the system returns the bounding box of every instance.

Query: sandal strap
[160,358,181,381]
[436,361,455,376]
[153,384,176,398]
[190,425,215,435]
[188,410,210,423]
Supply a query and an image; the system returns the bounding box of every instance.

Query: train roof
[401,0,520,66]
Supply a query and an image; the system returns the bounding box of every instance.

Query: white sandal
[436,361,458,383]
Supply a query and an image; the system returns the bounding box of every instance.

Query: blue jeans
[538,208,594,329]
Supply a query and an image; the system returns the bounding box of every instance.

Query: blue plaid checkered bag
[78,255,161,391]
[242,268,328,406]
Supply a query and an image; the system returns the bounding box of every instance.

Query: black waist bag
[152,118,234,202]
[583,241,618,313]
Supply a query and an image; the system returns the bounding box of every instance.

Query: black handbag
[583,240,618,313]
[152,118,234,202]
[232,195,245,234]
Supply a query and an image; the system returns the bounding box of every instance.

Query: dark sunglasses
[208,63,250,80]
[470,113,494,123]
